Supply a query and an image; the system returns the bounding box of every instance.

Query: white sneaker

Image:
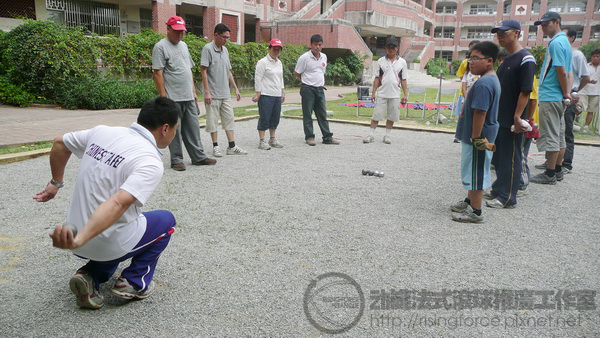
[581,125,590,134]
[363,135,374,143]
[226,146,248,155]
[258,140,271,150]
[213,145,223,157]
[268,138,283,148]
[383,135,391,144]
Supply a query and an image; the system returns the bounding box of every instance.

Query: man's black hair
[137,97,180,130]
[471,41,500,63]
[310,34,323,44]
[214,23,231,35]
[469,40,481,48]
[498,48,509,58]
[563,27,577,40]
[592,49,600,56]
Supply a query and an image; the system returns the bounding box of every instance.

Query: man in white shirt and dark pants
[34,97,179,309]
[363,37,408,144]
[294,34,339,146]
[561,28,589,173]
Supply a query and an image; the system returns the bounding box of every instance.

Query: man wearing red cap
[152,16,216,171]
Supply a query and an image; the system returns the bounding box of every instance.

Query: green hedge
[425,58,450,77]
[0,21,365,109]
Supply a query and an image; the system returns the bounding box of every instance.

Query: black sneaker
[556,170,564,181]
[323,139,340,145]
[531,172,557,185]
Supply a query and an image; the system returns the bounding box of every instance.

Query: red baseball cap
[269,39,283,48]
[166,16,187,31]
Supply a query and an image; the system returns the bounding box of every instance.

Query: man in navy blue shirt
[486,20,535,208]
[450,41,501,223]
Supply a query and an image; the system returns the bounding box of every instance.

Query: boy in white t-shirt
[34,97,179,309]
[363,38,408,144]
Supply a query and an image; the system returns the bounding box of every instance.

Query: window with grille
[0,0,36,19]
[437,51,453,62]
[469,4,496,15]
[436,4,457,14]
[140,8,152,29]
[434,27,455,38]
[528,30,537,40]
[568,2,586,12]
[467,28,494,40]
[46,0,120,36]
[532,2,541,13]
[185,14,203,37]
[547,2,565,12]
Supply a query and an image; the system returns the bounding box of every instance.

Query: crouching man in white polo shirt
[34,97,179,309]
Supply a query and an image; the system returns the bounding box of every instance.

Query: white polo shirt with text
[63,123,164,261]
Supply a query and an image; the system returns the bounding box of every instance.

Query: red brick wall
[203,7,218,40]
[152,0,177,35]
[222,14,239,42]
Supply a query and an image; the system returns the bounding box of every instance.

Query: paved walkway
[0,68,462,147]
[0,86,358,146]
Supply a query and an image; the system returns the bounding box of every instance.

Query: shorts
[579,95,599,114]
[372,97,400,122]
[454,95,464,116]
[537,101,566,152]
[461,142,493,191]
[205,97,234,133]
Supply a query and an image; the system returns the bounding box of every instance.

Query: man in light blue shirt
[531,12,572,185]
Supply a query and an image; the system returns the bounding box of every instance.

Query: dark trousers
[519,137,532,190]
[563,103,577,170]
[169,101,207,165]
[79,210,176,291]
[300,86,333,141]
[491,127,523,206]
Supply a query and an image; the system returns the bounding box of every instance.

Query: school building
[1,0,599,72]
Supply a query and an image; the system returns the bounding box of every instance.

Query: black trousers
[491,127,523,206]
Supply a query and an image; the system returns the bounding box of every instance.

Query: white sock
[385,128,391,135]
[369,128,376,137]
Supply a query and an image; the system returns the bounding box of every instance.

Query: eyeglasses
[468,56,489,63]
[496,29,515,36]
[218,34,231,40]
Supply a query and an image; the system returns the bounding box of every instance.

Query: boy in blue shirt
[450,41,501,223]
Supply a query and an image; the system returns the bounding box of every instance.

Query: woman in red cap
[253,39,285,150]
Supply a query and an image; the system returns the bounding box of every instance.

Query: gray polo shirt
[200,41,232,99]
[152,38,195,102]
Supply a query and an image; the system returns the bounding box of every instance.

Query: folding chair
[434,88,457,124]
[356,86,373,118]
[404,87,427,118]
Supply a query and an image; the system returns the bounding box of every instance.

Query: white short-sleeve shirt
[295,51,327,87]
[255,54,284,97]
[62,123,164,261]
[580,63,600,96]
[374,56,408,99]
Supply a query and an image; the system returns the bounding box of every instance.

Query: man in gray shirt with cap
[152,16,216,171]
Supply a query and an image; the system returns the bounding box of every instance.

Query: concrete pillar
[152,0,176,35]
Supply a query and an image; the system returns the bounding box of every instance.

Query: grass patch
[234,88,461,130]
[0,141,53,155]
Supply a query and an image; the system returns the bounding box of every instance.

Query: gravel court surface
[0,117,599,337]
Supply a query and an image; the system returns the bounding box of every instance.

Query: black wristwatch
[50,179,64,188]
[470,137,483,144]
